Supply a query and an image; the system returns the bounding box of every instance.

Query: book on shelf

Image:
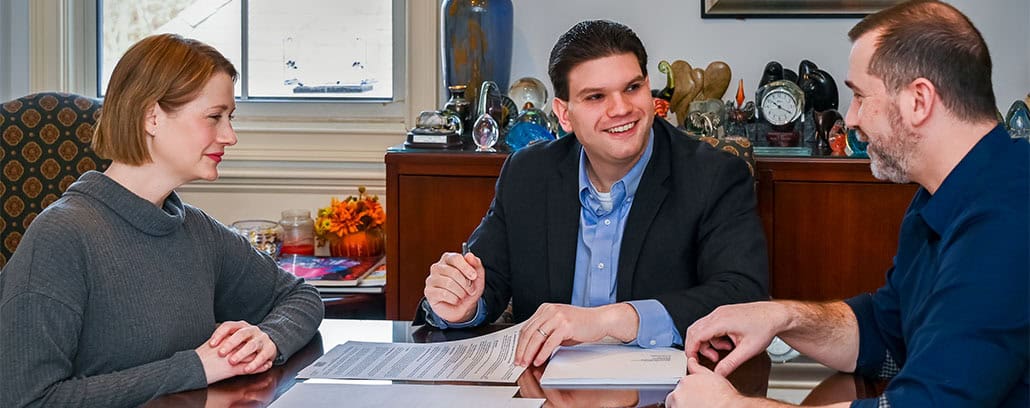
[315,264,387,294]
[277,254,385,287]
[358,263,386,287]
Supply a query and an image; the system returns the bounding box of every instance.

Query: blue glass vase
[441,0,513,110]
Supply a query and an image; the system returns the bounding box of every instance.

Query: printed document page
[270,383,543,408]
[297,324,526,383]
[539,344,686,386]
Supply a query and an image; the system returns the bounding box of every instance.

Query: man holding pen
[415,19,768,367]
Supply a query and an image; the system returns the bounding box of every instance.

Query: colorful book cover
[277,255,385,286]
[358,263,387,287]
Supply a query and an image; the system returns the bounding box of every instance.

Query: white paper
[540,344,686,386]
[297,324,526,383]
[269,383,539,408]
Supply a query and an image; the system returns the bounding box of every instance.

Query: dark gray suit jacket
[418,117,768,336]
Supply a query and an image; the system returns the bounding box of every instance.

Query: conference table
[144,319,884,407]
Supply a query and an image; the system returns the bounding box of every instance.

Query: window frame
[95,0,404,106]
[29,0,439,166]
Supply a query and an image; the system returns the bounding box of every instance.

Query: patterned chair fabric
[1,92,109,268]
[688,133,757,181]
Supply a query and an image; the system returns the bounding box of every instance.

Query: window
[98,0,396,101]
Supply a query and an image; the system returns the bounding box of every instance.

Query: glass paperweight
[506,122,553,151]
[548,110,569,138]
[845,128,869,158]
[472,113,499,151]
[686,99,727,137]
[500,95,519,128]
[508,77,548,113]
[415,110,462,134]
[506,108,555,151]
[1005,100,1029,139]
[725,99,756,141]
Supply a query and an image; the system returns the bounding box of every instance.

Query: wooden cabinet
[385,147,917,320]
[385,148,508,319]
[756,158,918,301]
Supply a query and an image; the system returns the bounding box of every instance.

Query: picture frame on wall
[701,0,906,19]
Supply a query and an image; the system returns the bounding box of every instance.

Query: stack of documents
[539,344,686,386]
[297,325,526,383]
[287,325,537,407]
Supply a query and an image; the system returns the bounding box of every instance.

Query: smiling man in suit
[417,19,768,367]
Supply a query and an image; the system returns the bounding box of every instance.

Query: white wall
[509,0,1030,116]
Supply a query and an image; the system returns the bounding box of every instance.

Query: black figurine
[782,69,799,84]
[798,60,819,79]
[797,60,840,113]
[759,61,784,88]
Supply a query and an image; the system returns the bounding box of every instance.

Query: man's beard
[865,103,921,184]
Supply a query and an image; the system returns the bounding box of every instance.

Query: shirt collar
[919,124,1010,234]
[578,129,655,215]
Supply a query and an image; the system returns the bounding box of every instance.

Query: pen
[461,242,472,287]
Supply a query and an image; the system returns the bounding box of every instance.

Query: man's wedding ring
[536,328,550,337]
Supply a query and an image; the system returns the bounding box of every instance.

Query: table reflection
[144,334,324,408]
[801,372,888,405]
[517,364,663,408]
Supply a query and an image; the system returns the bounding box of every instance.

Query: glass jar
[231,220,282,257]
[279,209,315,256]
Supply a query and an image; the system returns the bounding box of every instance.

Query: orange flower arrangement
[314,186,386,246]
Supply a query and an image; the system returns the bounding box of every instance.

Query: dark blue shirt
[847,125,1029,407]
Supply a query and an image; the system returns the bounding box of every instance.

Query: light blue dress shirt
[425,130,683,348]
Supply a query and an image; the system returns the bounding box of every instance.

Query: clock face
[761,89,801,126]
[759,80,805,127]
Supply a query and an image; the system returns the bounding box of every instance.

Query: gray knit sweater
[0,171,324,407]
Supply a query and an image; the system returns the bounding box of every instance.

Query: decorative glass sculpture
[1005,100,1029,139]
[725,80,756,141]
[472,113,499,151]
[506,108,555,150]
[444,84,472,143]
[508,77,549,113]
[548,110,569,138]
[477,81,505,128]
[415,110,462,135]
[845,128,869,158]
[686,99,726,137]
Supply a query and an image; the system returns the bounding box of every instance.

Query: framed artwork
[701,0,906,19]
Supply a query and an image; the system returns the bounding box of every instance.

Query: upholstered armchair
[1,92,109,267]
[689,134,757,181]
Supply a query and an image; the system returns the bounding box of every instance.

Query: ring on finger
[536,328,549,337]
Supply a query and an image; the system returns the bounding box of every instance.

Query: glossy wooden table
[145,319,879,407]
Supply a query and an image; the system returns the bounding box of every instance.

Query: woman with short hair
[0,33,324,407]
